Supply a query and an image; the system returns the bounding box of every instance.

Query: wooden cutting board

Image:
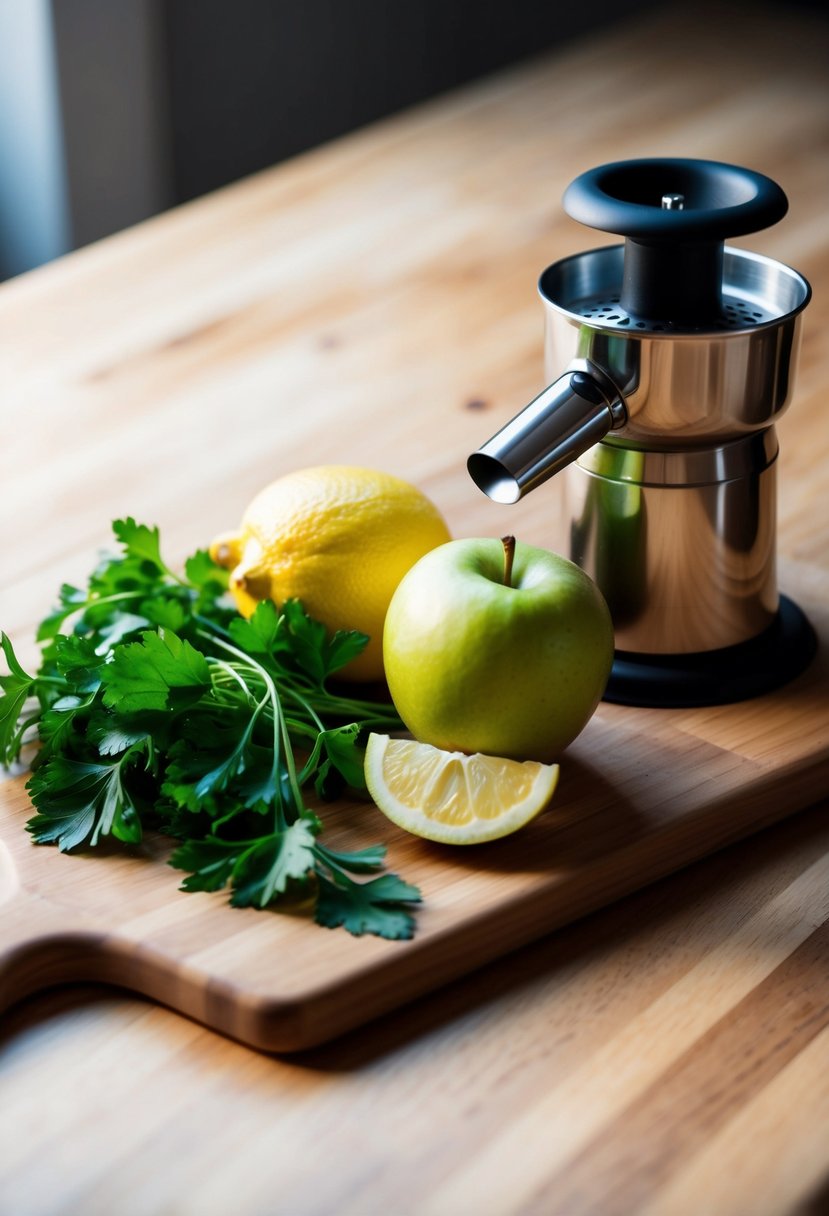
[2,559,826,1053]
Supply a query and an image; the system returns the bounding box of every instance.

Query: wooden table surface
[2,5,828,1213]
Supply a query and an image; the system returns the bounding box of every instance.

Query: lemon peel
[210,466,450,681]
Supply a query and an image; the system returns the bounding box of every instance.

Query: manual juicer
[468,158,815,707]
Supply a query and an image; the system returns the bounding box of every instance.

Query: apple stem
[501,535,516,587]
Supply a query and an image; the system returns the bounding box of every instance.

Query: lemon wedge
[364,733,559,845]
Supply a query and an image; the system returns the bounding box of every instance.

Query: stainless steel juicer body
[541,243,809,654]
[468,159,815,706]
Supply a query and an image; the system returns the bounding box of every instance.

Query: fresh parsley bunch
[0,519,421,939]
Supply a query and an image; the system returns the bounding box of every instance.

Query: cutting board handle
[0,834,262,1045]
[0,886,96,1016]
[0,837,107,1016]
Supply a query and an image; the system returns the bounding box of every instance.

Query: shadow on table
[293,800,829,1073]
[3,800,828,1074]
[422,754,648,874]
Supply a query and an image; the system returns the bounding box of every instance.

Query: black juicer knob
[563,159,788,325]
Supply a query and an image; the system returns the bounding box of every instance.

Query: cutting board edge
[0,911,314,1051]
[225,744,829,1052]
[2,752,827,1054]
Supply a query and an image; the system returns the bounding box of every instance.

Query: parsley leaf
[183,548,230,615]
[184,548,229,594]
[313,840,422,938]
[140,597,188,633]
[53,636,106,693]
[93,724,151,757]
[313,841,388,873]
[35,695,98,765]
[168,837,241,892]
[0,632,37,765]
[2,519,417,939]
[315,870,422,940]
[26,746,148,850]
[227,600,282,656]
[112,517,167,572]
[102,629,211,712]
[170,817,318,908]
[230,819,318,907]
[300,722,368,798]
[163,730,280,809]
[36,585,89,642]
[281,599,368,684]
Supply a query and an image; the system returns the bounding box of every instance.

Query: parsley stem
[193,613,233,640]
[300,692,403,730]
[66,590,145,619]
[281,685,325,732]
[210,659,257,702]
[10,711,44,759]
[317,690,402,719]
[208,661,270,752]
[274,684,302,821]
[197,629,304,821]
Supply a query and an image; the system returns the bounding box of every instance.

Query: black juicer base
[603,596,817,709]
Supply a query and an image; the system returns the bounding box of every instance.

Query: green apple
[382,536,614,763]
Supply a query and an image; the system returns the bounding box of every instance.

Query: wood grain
[1,2,829,1212]
[1,559,826,1051]
[1,563,827,1050]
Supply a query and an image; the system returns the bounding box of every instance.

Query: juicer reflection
[468,159,815,707]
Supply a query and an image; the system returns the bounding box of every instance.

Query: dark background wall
[163,0,657,204]
[2,0,826,279]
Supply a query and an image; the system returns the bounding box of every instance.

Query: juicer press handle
[467,362,626,504]
[563,158,789,324]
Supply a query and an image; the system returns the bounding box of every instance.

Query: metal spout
[467,361,626,504]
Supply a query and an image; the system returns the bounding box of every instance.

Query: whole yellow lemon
[210,466,451,682]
